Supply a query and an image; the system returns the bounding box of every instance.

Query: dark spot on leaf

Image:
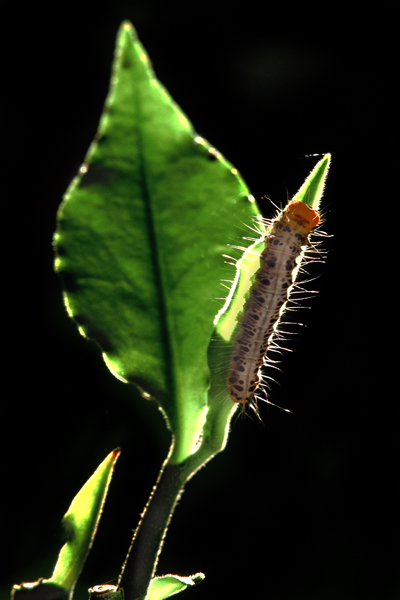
[61,515,74,543]
[96,133,109,146]
[79,163,119,188]
[122,55,132,69]
[60,271,79,293]
[73,315,114,352]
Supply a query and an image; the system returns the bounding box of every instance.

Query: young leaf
[146,573,205,600]
[11,450,119,600]
[54,21,260,464]
[205,154,330,427]
[50,449,120,597]
[212,153,331,346]
[292,153,331,208]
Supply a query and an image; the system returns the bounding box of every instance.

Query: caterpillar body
[227,199,320,407]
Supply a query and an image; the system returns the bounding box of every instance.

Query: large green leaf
[54,21,260,463]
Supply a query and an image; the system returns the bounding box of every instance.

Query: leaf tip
[119,19,135,35]
[111,447,121,461]
[292,152,331,210]
[116,20,138,52]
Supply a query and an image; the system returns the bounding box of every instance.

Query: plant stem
[118,420,228,600]
[118,459,187,600]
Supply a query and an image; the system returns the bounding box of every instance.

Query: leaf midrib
[137,108,175,406]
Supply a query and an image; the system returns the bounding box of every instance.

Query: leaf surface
[51,450,120,596]
[146,573,205,600]
[55,22,260,462]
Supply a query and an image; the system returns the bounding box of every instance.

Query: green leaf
[146,573,205,600]
[205,154,331,426]
[49,449,120,597]
[292,153,331,208]
[212,153,331,346]
[54,21,260,464]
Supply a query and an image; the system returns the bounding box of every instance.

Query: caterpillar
[227,199,320,409]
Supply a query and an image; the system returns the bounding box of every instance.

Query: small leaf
[292,153,331,208]
[146,573,205,600]
[49,449,120,597]
[212,153,331,346]
[205,154,331,430]
[54,21,260,463]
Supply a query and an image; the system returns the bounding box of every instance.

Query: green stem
[118,406,232,600]
[118,459,187,600]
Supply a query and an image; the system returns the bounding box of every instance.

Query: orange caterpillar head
[284,200,320,235]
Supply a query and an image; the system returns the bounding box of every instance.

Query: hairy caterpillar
[227,199,320,409]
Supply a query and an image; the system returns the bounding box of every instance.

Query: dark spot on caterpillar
[208,152,217,161]
[242,324,253,333]
[250,313,260,321]
[286,260,295,270]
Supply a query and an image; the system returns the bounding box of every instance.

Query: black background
[3,1,399,599]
